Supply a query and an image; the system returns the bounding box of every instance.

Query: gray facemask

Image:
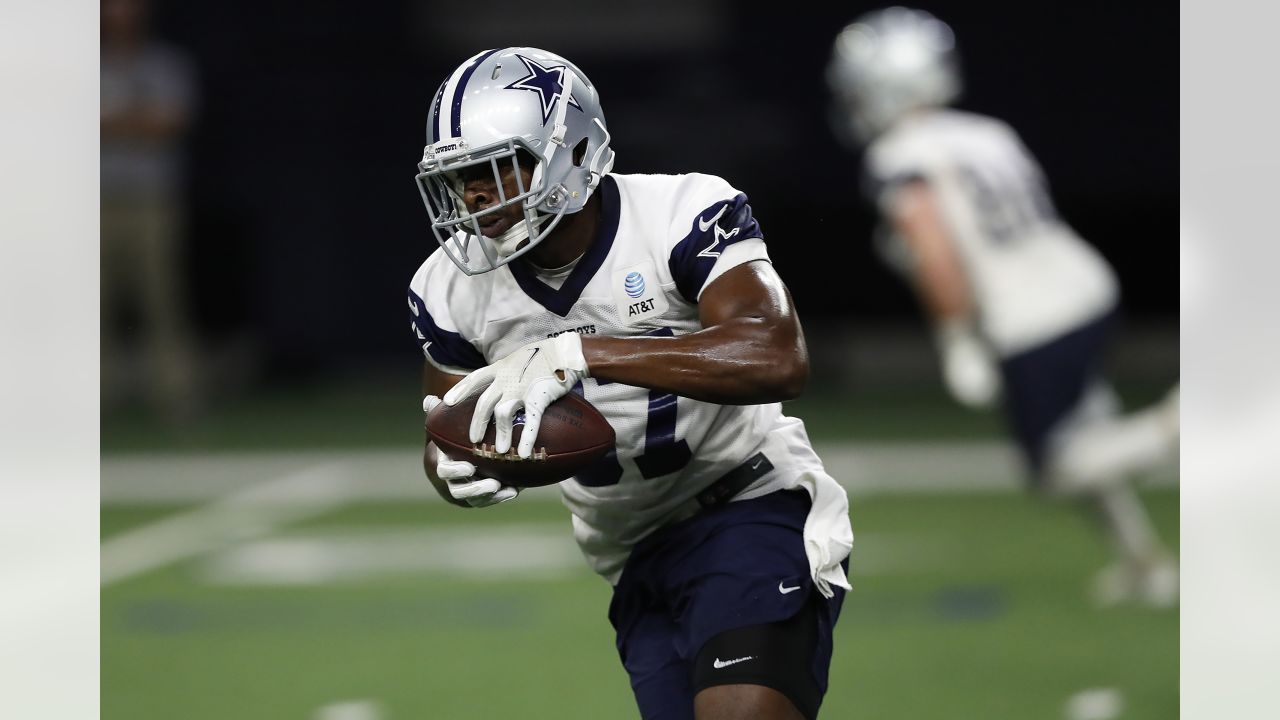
[415,47,616,276]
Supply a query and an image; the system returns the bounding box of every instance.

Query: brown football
[426,391,616,488]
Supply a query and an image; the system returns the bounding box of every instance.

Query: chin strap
[536,68,577,211]
[544,69,575,160]
[585,118,614,193]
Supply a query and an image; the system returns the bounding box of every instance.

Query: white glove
[423,394,520,507]
[935,319,1001,409]
[441,333,590,459]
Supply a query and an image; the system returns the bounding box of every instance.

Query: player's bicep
[697,260,798,330]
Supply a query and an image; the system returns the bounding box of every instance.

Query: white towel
[795,468,854,598]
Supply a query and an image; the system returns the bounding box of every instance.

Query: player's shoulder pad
[663,173,764,303]
[406,250,487,372]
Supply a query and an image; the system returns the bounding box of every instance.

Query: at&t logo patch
[624,272,646,298]
[612,262,668,325]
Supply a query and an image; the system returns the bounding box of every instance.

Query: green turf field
[102,487,1176,719]
[102,377,1177,718]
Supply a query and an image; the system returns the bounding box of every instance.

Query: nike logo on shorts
[778,581,802,594]
[713,656,755,669]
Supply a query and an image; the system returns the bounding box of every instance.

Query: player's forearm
[913,258,973,323]
[900,213,973,322]
[581,318,808,404]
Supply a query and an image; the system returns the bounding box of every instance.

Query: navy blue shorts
[999,309,1117,481]
[608,489,847,720]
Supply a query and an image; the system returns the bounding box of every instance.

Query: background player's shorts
[998,308,1117,481]
[608,489,847,720]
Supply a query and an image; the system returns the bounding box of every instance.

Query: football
[427,391,616,488]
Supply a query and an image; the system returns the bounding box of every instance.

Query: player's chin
[478,216,517,238]
[478,224,507,238]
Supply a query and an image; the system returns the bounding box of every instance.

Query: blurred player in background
[827,7,1179,607]
[407,47,853,719]
[101,0,200,420]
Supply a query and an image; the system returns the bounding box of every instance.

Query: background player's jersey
[865,109,1119,356]
[409,173,831,582]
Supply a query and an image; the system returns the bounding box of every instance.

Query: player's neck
[524,193,601,269]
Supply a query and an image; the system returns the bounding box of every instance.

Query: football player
[407,48,854,720]
[827,8,1179,606]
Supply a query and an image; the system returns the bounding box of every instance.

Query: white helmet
[827,7,961,143]
[415,47,616,275]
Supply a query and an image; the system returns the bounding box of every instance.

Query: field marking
[102,443,1177,507]
[313,700,383,720]
[100,461,355,586]
[101,442,1175,585]
[1064,687,1124,720]
[198,523,584,586]
[192,526,928,587]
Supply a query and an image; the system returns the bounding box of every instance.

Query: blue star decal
[504,54,583,125]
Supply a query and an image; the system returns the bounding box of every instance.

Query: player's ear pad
[691,599,822,720]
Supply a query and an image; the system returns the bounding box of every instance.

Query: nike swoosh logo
[750,459,763,471]
[520,347,541,376]
[713,656,755,669]
[778,581,802,595]
[697,205,729,232]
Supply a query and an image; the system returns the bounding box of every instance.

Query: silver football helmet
[415,47,616,275]
[827,7,961,143]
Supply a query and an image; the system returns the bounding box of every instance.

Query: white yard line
[102,442,1176,507]
[193,526,927,587]
[100,461,355,586]
[199,523,583,586]
[313,700,383,720]
[1064,687,1124,720]
[100,451,349,503]
[99,443,1174,587]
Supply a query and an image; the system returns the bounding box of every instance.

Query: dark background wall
[149,0,1176,378]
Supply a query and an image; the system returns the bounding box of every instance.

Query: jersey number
[572,328,692,487]
[956,164,1057,245]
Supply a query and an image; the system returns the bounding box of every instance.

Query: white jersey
[865,109,1119,356]
[408,173,844,584]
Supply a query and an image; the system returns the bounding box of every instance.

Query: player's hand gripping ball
[427,334,615,488]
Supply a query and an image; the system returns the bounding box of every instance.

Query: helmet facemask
[414,53,616,276]
[416,138,567,275]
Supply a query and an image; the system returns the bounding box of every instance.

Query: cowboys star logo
[504,54,584,125]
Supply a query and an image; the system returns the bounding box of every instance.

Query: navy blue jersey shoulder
[407,288,486,370]
[668,193,761,303]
